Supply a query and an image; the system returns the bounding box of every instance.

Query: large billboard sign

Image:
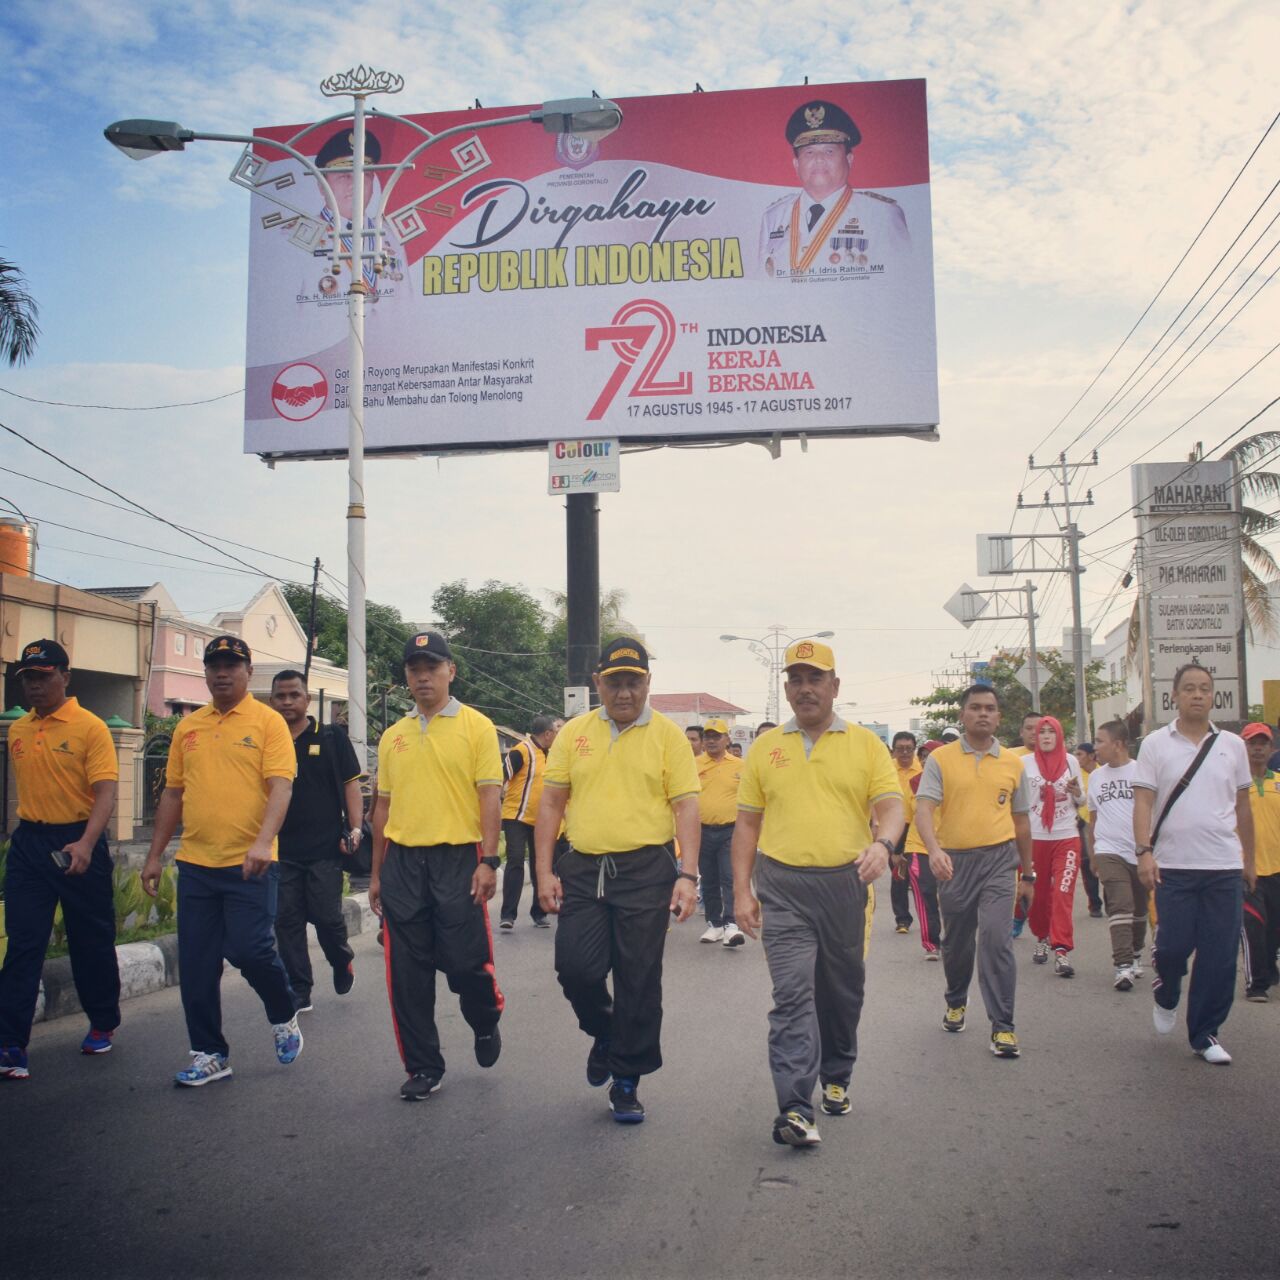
[242,79,937,458]
[1133,461,1244,726]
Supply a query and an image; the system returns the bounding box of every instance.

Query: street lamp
[105,72,622,766]
[720,627,835,723]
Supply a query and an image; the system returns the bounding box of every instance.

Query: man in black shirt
[269,670,366,1011]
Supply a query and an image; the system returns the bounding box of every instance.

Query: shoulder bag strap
[1151,731,1218,848]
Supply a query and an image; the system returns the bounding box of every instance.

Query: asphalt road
[3,884,1276,1280]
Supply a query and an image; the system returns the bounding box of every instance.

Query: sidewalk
[31,892,378,1026]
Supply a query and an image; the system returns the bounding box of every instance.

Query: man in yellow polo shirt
[914,685,1035,1059]
[370,630,504,1102]
[889,731,921,934]
[732,640,904,1148]
[499,714,561,930]
[534,637,701,1125]
[0,640,120,1081]
[142,635,299,1087]
[697,718,745,948]
[1241,723,1280,1001]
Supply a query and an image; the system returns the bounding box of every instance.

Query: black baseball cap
[404,631,453,664]
[316,127,383,168]
[597,637,650,677]
[204,635,252,664]
[14,638,70,672]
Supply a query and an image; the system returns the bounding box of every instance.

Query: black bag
[1150,731,1218,848]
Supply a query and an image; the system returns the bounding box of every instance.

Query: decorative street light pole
[720,627,836,723]
[105,73,622,764]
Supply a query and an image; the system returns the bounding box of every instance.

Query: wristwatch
[1136,844,1154,856]
[480,856,501,870]
[875,837,896,855]
[1021,872,1037,883]
[677,871,699,884]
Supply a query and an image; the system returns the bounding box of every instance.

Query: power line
[0,384,242,411]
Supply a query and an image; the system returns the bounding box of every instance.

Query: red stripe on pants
[1027,837,1080,952]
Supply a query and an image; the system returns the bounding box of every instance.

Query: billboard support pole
[566,493,600,702]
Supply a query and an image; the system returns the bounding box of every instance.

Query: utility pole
[1024,579,1041,713]
[303,556,320,684]
[1027,451,1098,741]
[565,493,601,703]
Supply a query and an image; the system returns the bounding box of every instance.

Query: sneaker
[700,925,724,944]
[895,923,911,934]
[80,1028,114,1055]
[295,998,314,1014]
[273,1016,303,1065]
[586,1037,612,1087]
[722,922,745,948]
[174,1051,232,1087]
[533,918,551,929]
[942,1005,967,1033]
[499,919,515,931]
[1245,988,1269,1003]
[1153,1003,1178,1035]
[1131,953,1145,979]
[1089,906,1104,918]
[1113,966,1134,992]
[1010,916,1026,939]
[1054,952,1075,979]
[924,950,941,961]
[609,1077,645,1124]
[400,1071,443,1101]
[1032,941,1050,965]
[474,1028,502,1068]
[1195,1038,1232,1065]
[772,1110,821,1147]
[990,1030,1021,1058]
[820,1083,851,1116]
[0,1046,30,1080]
[334,963,354,996]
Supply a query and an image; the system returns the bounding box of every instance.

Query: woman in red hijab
[1021,716,1085,976]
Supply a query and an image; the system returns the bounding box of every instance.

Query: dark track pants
[0,820,120,1048]
[757,855,867,1119]
[500,820,545,923]
[177,861,296,1057]
[274,857,354,1004]
[908,853,942,953]
[381,842,504,1077]
[554,844,676,1079]
[890,868,913,927]
[1242,873,1280,994]
[699,824,736,928]
[1153,869,1243,1051]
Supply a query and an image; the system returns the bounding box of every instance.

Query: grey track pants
[757,855,867,1118]
[938,841,1020,1033]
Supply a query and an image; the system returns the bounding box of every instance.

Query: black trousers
[380,842,504,1076]
[1078,819,1103,909]
[554,844,677,1079]
[890,869,914,926]
[1243,873,1280,993]
[274,857,354,1002]
[0,820,120,1047]
[500,819,545,922]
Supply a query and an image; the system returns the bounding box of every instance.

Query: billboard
[1133,461,1244,726]
[243,80,937,458]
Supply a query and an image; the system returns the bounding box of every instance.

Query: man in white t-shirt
[1133,663,1255,1064]
[1087,720,1145,990]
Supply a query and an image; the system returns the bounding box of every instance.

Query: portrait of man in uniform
[758,100,911,280]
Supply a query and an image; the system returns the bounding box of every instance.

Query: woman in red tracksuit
[1022,716,1084,978]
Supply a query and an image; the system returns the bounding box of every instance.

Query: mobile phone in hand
[50,848,73,872]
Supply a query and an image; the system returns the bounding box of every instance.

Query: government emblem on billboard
[555,132,598,170]
[271,362,329,422]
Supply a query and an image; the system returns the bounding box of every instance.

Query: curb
[33,891,376,1026]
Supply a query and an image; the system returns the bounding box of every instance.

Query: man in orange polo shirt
[142,635,300,1087]
[697,719,745,947]
[0,640,121,1081]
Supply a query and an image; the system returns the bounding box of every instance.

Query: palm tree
[0,255,40,366]
[1126,436,1280,670]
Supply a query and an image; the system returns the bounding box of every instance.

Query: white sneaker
[1113,966,1134,991]
[1195,1039,1232,1065]
[1131,952,1145,979]
[722,922,745,948]
[1152,1003,1178,1035]
[699,925,724,944]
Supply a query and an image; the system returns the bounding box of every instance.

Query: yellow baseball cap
[784,639,835,672]
[702,719,730,736]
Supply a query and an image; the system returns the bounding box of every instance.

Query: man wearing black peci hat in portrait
[758,99,911,280]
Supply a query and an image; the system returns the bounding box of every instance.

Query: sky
[2,0,1278,730]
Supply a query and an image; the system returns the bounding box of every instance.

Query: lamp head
[104,120,196,160]
[533,99,623,139]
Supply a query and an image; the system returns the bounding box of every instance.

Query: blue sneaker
[174,1051,232,1087]
[609,1076,645,1123]
[0,1046,30,1080]
[81,1028,114,1055]
[273,1016,303,1065]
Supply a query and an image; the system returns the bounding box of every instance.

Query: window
[193,638,204,658]
[174,633,186,656]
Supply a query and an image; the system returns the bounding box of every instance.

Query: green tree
[911,650,1121,745]
[0,254,39,366]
